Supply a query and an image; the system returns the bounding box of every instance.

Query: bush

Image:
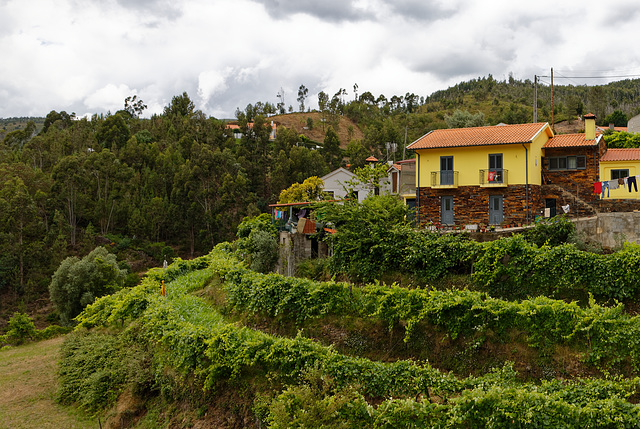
[4,312,36,345]
[49,246,127,325]
[57,331,153,413]
[523,215,575,247]
[236,214,278,273]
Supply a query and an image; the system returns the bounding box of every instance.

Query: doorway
[441,196,454,225]
[489,195,503,225]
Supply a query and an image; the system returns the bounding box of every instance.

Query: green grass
[0,337,96,429]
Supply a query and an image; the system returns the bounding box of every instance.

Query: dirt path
[0,336,96,429]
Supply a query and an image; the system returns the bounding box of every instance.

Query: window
[611,169,629,180]
[488,153,503,182]
[549,155,586,170]
[440,156,453,185]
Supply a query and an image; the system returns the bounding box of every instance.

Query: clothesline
[594,175,638,198]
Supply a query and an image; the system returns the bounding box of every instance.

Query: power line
[538,74,640,79]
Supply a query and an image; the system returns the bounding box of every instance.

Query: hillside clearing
[0,337,95,429]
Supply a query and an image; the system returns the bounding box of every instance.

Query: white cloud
[84,84,135,112]
[198,68,231,107]
[1,0,640,118]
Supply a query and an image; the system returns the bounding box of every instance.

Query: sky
[2,0,640,119]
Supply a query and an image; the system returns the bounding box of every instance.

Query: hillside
[0,117,44,142]
[48,238,640,428]
[268,111,365,147]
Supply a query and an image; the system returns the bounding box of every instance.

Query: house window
[440,156,453,185]
[549,156,586,170]
[611,169,629,180]
[488,153,503,183]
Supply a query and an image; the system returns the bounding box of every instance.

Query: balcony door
[488,153,503,183]
[440,156,453,185]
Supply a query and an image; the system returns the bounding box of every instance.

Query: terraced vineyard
[59,244,640,428]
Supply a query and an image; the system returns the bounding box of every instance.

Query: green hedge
[472,236,640,300]
[214,250,640,371]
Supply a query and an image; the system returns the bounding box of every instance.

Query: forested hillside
[2,76,640,325]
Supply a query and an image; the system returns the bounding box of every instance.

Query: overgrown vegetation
[59,242,640,427]
[0,312,71,347]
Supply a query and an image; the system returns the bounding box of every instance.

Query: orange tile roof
[407,123,551,150]
[366,156,379,162]
[601,148,640,162]
[598,126,628,133]
[543,133,599,148]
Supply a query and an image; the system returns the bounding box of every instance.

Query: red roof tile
[366,156,379,162]
[543,134,599,148]
[407,123,550,150]
[601,148,640,162]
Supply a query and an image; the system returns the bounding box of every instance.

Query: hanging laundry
[629,176,638,192]
[618,178,625,186]
[601,181,610,198]
[594,181,602,195]
[610,180,619,190]
[488,171,495,181]
[562,204,570,213]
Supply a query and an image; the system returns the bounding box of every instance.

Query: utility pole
[551,67,555,132]
[533,75,538,123]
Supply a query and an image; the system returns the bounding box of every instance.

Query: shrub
[236,214,278,273]
[523,215,575,247]
[4,312,36,345]
[49,246,127,325]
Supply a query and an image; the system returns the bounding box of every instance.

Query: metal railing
[430,171,459,187]
[479,169,508,186]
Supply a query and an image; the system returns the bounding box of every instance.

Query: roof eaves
[412,140,532,150]
[530,123,552,142]
[406,130,434,149]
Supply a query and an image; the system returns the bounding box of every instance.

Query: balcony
[430,171,459,188]
[479,169,508,187]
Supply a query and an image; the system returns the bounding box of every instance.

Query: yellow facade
[415,130,550,188]
[600,161,640,199]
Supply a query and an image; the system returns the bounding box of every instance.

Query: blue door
[441,196,454,225]
[489,195,503,225]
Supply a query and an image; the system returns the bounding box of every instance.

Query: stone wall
[542,145,601,203]
[574,213,640,248]
[276,231,329,277]
[592,199,640,213]
[417,185,542,226]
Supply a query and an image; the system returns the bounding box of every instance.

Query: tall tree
[322,126,342,170]
[318,91,329,131]
[297,85,309,112]
[52,154,87,246]
[124,95,148,118]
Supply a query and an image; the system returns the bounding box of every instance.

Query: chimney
[584,113,596,140]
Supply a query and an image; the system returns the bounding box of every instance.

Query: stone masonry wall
[542,145,600,203]
[417,185,542,226]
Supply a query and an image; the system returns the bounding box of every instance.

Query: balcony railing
[479,169,508,186]
[430,171,459,188]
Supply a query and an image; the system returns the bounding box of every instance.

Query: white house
[320,167,371,202]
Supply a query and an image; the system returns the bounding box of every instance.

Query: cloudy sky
[2,0,640,119]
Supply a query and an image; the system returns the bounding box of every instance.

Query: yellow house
[407,115,603,227]
[599,149,640,199]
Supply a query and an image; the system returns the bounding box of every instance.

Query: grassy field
[0,337,96,429]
